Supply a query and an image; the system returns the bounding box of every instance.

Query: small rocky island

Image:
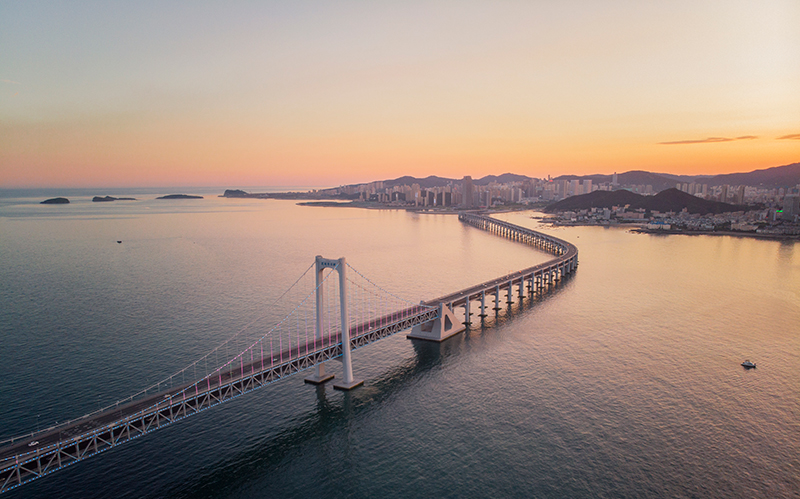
[222,189,250,198]
[156,194,204,200]
[92,196,137,202]
[41,197,70,204]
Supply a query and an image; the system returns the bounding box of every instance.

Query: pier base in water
[304,363,334,385]
[333,379,364,391]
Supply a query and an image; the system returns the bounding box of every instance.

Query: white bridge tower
[304,256,363,390]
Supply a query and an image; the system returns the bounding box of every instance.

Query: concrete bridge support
[408,303,466,342]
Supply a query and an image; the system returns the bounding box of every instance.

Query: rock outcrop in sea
[156,194,204,200]
[92,196,137,202]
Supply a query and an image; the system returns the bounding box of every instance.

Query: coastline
[296,200,536,215]
[630,227,799,240]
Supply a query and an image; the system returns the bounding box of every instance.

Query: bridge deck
[427,252,576,307]
[434,214,578,307]
[0,305,436,483]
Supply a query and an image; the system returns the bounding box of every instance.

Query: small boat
[741,360,756,368]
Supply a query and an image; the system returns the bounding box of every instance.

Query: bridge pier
[506,281,514,304]
[479,291,487,318]
[408,303,465,342]
[493,285,501,311]
[463,298,471,325]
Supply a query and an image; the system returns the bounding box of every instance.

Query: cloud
[777,133,800,140]
[659,136,757,145]
[660,137,732,145]
[1,79,21,85]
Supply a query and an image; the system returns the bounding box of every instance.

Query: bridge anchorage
[0,214,577,494]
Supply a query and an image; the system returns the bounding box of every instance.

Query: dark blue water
[1,193,798,498]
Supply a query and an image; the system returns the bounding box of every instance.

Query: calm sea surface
[1,190,798,498]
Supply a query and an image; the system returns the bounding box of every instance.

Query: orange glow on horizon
[2,2,799,188]
[2,116,798,188]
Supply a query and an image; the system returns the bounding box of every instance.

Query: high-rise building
[735,185,745,205]
[782,195,799,221]
[462,176,474,208]
[719,185,729,203]
[570,179,580,196]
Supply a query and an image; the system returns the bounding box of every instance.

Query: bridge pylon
[304,256,363,390]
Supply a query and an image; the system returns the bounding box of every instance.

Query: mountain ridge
[366,162,799,191]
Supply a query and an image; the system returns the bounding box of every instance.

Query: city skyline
[2,1,800,188]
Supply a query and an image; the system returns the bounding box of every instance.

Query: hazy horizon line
[2,160,798,192]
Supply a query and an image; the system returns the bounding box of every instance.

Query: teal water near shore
[1,192,798,498]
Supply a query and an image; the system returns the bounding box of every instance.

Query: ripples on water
[0,194,798,498]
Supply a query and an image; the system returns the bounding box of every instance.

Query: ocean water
[0,192,798,498]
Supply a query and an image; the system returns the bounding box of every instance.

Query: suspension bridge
[0,213,578,494]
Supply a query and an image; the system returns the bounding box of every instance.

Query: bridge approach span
[408,213,578,340]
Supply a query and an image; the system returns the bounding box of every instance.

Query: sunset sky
[2,1,799,188]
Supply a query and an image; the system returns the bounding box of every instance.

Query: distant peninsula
[41,197,70,204]
[156,194,203,200]
[220,189,329,200]
[92,196,137,202]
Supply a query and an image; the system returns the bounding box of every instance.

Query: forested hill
[544,188,745,214]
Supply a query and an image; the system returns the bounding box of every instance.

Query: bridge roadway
[439,213,578,314]
[0,303,438,493]
[0,213,577,494]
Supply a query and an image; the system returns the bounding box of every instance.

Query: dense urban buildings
[297,166,800,236]
[318,172,800,221]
